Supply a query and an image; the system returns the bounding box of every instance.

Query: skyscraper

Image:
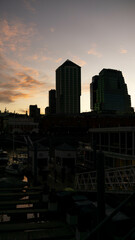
[49,89,56,114]
[90,69,133,114]
[56,60,81,114]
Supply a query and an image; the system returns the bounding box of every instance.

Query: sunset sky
[0,0,135,114]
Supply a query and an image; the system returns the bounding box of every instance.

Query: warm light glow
[23,175,28,182]
[0,0,135,113]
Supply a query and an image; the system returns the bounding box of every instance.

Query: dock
[0,184,75,240]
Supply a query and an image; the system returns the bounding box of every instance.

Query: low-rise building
[3,115,39,134]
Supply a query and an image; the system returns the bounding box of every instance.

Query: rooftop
[56,59,81,70]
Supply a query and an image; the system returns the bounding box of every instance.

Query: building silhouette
[90,68,133,114]
[90,75,99,111]
[29,105,40,120]
[56,59,81,114]
[49,89,56,114]
[45,106,50,115]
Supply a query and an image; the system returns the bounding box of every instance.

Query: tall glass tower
[56,60,81,114]
[90,69,132,114]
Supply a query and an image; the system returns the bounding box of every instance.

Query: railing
[75,165,135,192]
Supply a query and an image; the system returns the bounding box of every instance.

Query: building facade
[56,60,81,114]
[90,69,132,114]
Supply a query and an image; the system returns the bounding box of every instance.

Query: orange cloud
[23,0,36,13]
[120,48,127,54]
[22,66,39,76]
[31,54,38,60]
[88,44,102,58]
[15,72,44,88]
[55,58,63,63]
[41,56,50,61]
[11,92,30,100]
[50,28,55,33]
[0,18,36,53]
[0,53,49,103]
[72,56,87,67]
[27,54,51,62]
[0,39,3,46]
[0,90,30,103]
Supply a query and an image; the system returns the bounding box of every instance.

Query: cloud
[0,53,48,103]
[11,92,30,100]
[15,72,44,89]
[88,44,102,58]
[0,18,36,53]
[23,0,36,13]
[55,58,63,63]
[22,66,39,76]
[0,91,14,103]
[120,48,128,54]
[0,77,20,90]
[41,56,50,61]
[72,56,87,67]
[0,90,29,103]
[31,54,38,60]
[27,54,51,62]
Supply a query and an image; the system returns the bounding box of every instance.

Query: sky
[0,0,135,114]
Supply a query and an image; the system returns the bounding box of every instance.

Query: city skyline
[0,0,135,114]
